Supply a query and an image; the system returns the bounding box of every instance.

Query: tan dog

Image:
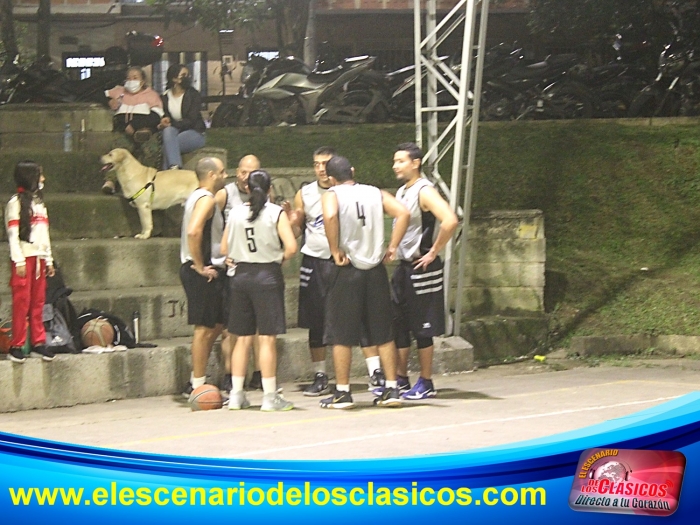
[100,148,199,239]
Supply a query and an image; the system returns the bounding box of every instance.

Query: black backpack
[76,308,137,349]
[44,263,80,353]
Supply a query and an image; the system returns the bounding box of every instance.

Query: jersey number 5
[356,202,366,226]
[245,227,257,252]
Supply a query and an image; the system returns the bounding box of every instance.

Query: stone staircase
[0,104,546,412]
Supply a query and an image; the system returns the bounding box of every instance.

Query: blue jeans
[161,126,206,169]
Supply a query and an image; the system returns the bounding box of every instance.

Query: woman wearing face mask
[158,64,206,170]
[105,66,164,142]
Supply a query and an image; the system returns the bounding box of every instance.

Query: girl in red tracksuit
[4,160,56,363]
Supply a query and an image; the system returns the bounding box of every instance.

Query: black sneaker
[303,372,330,397]
[397,375,411,393]
[181,382,193,399]
[320,389,356,409]
[32,345,55,362]
[367,369,386,391]
[8,348,26,364]
[374,387,402,408]
[247,370,263,390]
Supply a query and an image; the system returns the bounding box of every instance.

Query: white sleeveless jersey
[181,188,225,267]
[330,183,385,270]
[226,202,284,264]
[396,178,437,261]
[223,182,251,217]
[300,181,331,259]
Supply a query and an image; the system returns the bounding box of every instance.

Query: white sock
[192,376,206,389]
[314,361,327,374]
[189,372,194,384]
[336,384,350,392]
[385,380,398,389]
[262,377,277,395]
[232,376,245,393]
[365,356,380,376]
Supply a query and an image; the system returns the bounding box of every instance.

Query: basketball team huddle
[180,143,458,412]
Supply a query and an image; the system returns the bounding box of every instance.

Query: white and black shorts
[179,262,225,328]
[392,258,446,348]
[324,263,393,347]
[298,254,335,347]
[227,262,286,336]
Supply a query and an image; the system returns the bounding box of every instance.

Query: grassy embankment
[208,120,700,344]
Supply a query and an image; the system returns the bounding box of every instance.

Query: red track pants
[9,257,47,347]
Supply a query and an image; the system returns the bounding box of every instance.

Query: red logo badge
[569,448,686,516]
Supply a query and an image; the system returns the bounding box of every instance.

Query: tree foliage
[528,0,699,56]
[152,0,311,57]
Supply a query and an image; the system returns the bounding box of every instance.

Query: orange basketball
[190,384,223,411]
[80,317,115,348]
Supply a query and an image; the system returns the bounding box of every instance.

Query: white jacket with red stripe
[4,194,53,267]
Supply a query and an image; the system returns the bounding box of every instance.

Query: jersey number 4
[245,227,257,252]
[356,202,366,226]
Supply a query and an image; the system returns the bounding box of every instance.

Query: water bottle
[63,123,73,152]
[132,311,140,344]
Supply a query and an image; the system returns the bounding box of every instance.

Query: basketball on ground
[190,384,223,411]
[80,318,115,348]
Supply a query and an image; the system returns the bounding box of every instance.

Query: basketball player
[222,170,297,411]
[285,146,385,397]
[215,154,263,393]
[390,142,458,399]
[180,157,227,398]
[319,156,410,409]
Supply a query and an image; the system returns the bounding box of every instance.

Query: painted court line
[232,396,679,458]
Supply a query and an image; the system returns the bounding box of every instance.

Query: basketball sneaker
[367,369,385,391]
[8,348,26,364]
[401,377,437,400]
[228,390,251,410]
[371,375,411,397]
[303,372,330,397]
[320,389,355,410]
[181,382,193,399]
[261,389,294,412]
[374,387,402,408]
[31,345,55,362]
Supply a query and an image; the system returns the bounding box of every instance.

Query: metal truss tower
[413,0,490,336]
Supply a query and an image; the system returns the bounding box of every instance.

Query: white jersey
[300,181,331,259]
[226,202,284,264]
[180,188,225,267]
[223,181,251,218]
[395,178,437,261]
[330,183,385,270]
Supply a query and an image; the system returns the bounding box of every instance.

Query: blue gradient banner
[2,392,700,523]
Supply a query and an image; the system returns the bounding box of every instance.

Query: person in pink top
[102,67,164,194]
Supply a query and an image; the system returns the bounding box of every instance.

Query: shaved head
[237,154,261,191]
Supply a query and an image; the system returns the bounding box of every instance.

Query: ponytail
[247,170,271,222]
[13,161,42,242]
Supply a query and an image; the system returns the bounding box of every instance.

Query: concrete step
[0,238,304,292]
[0,330,475,413]
[1,281,302,341]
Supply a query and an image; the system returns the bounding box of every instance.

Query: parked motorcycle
[212,54,390,127]
[628,27,700,116]
[0,32,164,105]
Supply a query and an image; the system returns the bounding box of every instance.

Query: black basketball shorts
[298,254,335,347]
[392,257,446,349]
[324,263,393,347]
[227,262,286,336]
[179,262,225,328]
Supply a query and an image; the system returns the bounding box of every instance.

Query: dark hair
[195,157,219,181]
[13,161,43,243]
[313,146,336,158]
[325,156,353,182]
[166,64,189,90]
[126,66,147,85]
[247,170,271,222]
[395,142,423,169]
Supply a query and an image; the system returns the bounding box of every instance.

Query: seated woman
[159,64,206,170]
[102,67,164,194]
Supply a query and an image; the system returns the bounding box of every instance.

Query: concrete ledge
[460,316,549,363]
[0,329,477,412]
[570,335,700,357]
